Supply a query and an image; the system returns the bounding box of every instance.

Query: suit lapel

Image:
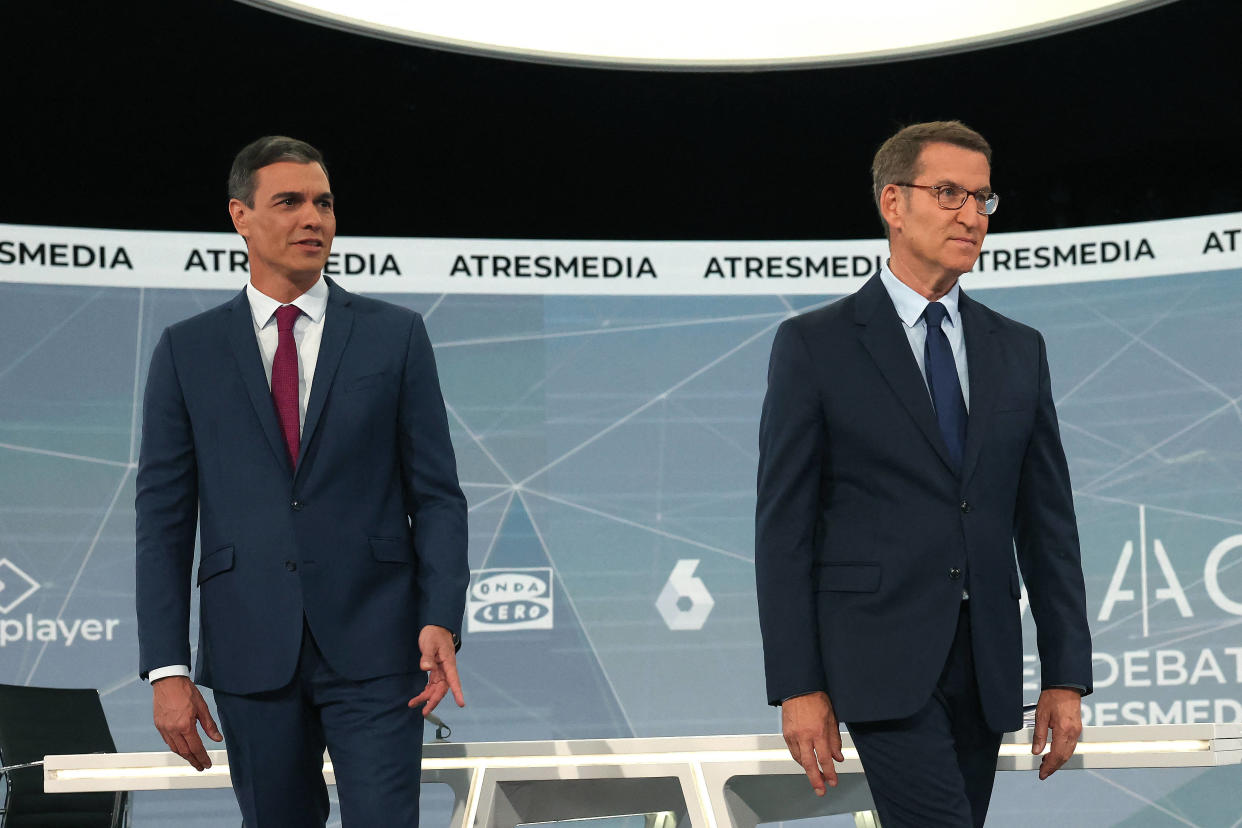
[296,278,354,482]
[854,275,957,474]
[226,289,292,473]
[958,290,1000,488]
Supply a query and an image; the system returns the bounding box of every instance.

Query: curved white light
[237,0,1172,68]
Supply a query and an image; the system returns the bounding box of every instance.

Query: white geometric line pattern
[1,271,1241,826]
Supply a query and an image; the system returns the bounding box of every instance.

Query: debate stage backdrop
[2,213,1241,826]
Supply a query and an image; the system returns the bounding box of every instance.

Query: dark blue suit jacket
[755,274,1092,733]
[136,278,468,696]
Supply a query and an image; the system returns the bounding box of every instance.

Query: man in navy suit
[136,136,469,827]
[755,121,1093,826]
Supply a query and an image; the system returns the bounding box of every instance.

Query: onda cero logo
[466,568,554,633]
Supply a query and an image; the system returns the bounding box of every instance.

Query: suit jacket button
[949,567,962,580]
[285,561,297,571]
[291,500,303,511]
[960,500,971,513]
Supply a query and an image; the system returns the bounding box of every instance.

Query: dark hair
[227,136,327,206]
[871,121,991,236]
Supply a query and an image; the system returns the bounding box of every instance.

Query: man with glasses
[756,121,1092,827]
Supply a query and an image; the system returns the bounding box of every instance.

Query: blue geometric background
[1,263,1240,826]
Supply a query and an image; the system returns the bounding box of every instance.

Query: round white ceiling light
[237,0,1173,69]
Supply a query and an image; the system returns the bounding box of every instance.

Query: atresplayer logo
[466,568,554,633]
[0,558,40,614]
[0,558,122,647]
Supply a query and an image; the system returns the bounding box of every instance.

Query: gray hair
[871,121,991,237]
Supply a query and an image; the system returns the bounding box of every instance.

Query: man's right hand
[781,690,845,796]
[152,676,223,771]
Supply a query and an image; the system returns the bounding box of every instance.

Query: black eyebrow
[269,191,334,203]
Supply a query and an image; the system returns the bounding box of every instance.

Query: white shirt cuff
[148,665,192,682]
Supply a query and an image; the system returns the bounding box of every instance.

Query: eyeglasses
[895,183,1000,216]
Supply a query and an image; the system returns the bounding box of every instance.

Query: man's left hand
[408,625,465,717]
[1031,687,1083,780]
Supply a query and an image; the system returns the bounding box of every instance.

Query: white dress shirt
[245,277,329,429]
[148,277,330,683]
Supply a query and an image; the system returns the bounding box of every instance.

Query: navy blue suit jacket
[755,274,1092,733]
[136,278,468,696]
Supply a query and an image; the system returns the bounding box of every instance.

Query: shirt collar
[246,276,329,330]
[879,260,962,330]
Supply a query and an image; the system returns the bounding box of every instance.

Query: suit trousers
[214,622,426,828]
[846,603,1003,828]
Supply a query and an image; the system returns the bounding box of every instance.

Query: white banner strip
[1,213,1239,295]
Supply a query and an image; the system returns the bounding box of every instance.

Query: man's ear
[228,198,249,240]
[879,184,904,236]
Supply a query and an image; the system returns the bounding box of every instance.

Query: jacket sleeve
[1013,331,1094,695]
[398,313,470,637]
[134,328,199,680]
[755,318,827,705]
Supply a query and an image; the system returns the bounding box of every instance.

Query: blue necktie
[923,302,967,472]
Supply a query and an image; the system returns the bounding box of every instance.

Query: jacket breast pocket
[815,562,881,593]
[197,545,235,585]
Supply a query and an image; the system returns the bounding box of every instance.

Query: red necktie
[271,305,302,469]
